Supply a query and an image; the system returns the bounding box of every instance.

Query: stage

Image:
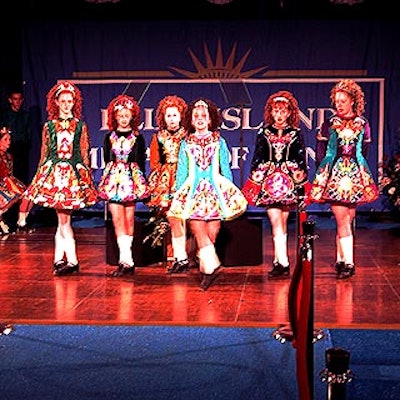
[0,212,399,329]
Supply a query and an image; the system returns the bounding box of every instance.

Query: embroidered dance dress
[146,127,186,209]
[242,125,308,207]
[309,115,379,204]
[98,130,150,203]
[0,150,26,212]
[25,118,98,209]
[168,131,247,221]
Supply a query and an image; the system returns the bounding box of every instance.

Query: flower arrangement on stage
[379,152,400,209]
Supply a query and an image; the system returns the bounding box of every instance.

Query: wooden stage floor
[1,213,399,329]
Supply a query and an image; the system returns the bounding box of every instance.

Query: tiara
[113,99,135,111]
[194,100,208,108]
[335,80,355,95]
[55,82,76,98]
[273,96,289,103]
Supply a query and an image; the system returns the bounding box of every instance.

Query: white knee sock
[273,234,289,267]
[54,229,65,262]
[198,244,221,274]
[117,235,134,265]
[17,211,29,227]
[172,235,188,261]
[336,235,344,262]
[127,235,134,265]
[64,237,78,265]
[339,235,354,265]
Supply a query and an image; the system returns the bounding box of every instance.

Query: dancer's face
[56,92,75,118]
[0,132,11,152]
[192,105,210,134]
[334,91,354,118]
[164,106,181,131]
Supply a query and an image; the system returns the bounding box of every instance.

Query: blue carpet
[1,325,399,399]
[328,329,400,400]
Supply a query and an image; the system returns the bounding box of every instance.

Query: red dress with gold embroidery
[146,127,187,210]
[25,118,98,210]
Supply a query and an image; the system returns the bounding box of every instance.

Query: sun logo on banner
[170,39,268,79]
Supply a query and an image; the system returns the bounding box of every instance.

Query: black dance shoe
[109,262,135,277]
[337,263,355,279]
[199,266,222,291]
[334,261,345,273]
[54,262,80,276]
[267,262,290,280]
[167,259,190,274]
[53,260,66,272]
[16,224,35,234]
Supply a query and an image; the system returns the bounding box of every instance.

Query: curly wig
[156,95,187,130]
[46,81,82,120]
[107,94,141,132]
[264,90,300,128]
[182,97,222,133]
[330,79,365,117]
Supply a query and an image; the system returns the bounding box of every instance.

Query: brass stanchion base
[0,323,15,336]
[272,324,325,344]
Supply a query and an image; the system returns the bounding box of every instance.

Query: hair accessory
[194,100,209,108]
[0,126,11,138]
[55,82,76,98]
[273,96,289,103]
[113,98,135,112]
[335,80,353,95]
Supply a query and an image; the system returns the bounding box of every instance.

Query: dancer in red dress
[25,81,98,275]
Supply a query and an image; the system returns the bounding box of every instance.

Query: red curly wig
[264,90,300,128]
[156,95,187,130]
[330,79,365,117]
[46,81,82,120]
[106,94,140,132]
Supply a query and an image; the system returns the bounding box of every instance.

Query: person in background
[309,79,379,279]
[147,95,190,274]
[98,94,150,277]
[242,90,308,280]
[0,126,27,235]
[168,98,248,291]
[24,81,98,275]
[0,89,34,232]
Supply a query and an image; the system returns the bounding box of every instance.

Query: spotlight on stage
[0,323,15,336]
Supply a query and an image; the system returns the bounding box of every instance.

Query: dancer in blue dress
[309,79,379,279]
[168,98,247,290]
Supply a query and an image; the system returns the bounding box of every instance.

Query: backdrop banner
[22,20,399,213]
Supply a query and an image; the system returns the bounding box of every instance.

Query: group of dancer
[0,78,379,290]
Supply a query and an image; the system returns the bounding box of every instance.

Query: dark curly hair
[182,97,222,134]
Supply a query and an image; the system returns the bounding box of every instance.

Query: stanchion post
[320,347,354,400]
